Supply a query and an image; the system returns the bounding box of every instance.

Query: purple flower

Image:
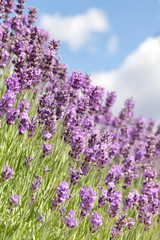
[98,189,108,208]
[123,190,139,211]
[28,118,37,138]
[28,6,38,25]
[108,143,120,159]
[43,143,54,156]
[6,107,19,125]
[128,218,135,229]
[122,155,136,189]
[69,166,82,185]
[24,156,33,168]
[10,194,20,208]
[110,215,127,239]
[145,136,156,159]
[4,0,15,14]
[105,165,123,188]
[108,190,122,218]
[69,70,86,89]
[0,50,9,68]
[80,186,96,217]
[0,90,16,117]
[105,91,116,108]
[90,212,102,232]
[19,100,30,112]
[42,166,51,174]
[119,98,135,121]
[69,129,86,159]
[29,194,36,205]
[15,0,26,15]
[88,86,105,112]
[37,214,45,223]
[42,131,52,140]
[59,207,66,216]
[63,210,78,228]
[143,168,157,180]
[30,175,42,193]
[2,165,14,181]
[6,74,20,93]
[19,112,31,135]
[51,181,70,208]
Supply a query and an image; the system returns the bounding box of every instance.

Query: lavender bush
[0,1,159,239]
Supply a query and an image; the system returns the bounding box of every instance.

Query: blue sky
[26,0,160,72]
[26,0,160,121]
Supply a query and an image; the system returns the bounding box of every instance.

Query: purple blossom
[105,91,116,108]
[108,143,120,159]
[44,166,51,174]
[4,0,15,14]
[63,210,78,228]
[0,50,9,67]
[127,218,135,229]
[37,214,45,223]
[30,175,42,193]
[19,112,31,135]
[69,166,82,185]
[59,207,66,216]
[80,186,96,217]
[123,190,139,211]
[90,212,102,232]
[2,165,14,181]
[51,181,70,208]
[43,143,54,156]
[15,0,26,15]
[19,100,30,112]
[88,86,105,112]
[28,6,38,25]
[10,194,20,208]
[143,168,157,180]
[69,129,86,159]
[28,118,37,137]
[0,90,16,117]
[105,165,123,188]
[24,156,33,168]
[42,131,52,140]
[145,136,156,159]
[98,189,108,208]
[29,194,36,205]
[69,70,86,89]
[6,74,20,93]
[108,190,122,217]
[110,215,127,239]
[119,98,135,121]
[6,107,19,125]
[122,155,136,189]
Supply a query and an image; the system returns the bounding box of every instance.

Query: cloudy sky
[26,0,160,121]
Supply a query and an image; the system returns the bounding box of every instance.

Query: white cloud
[40,8,109,50]
[92,37,160,121]
[106,35,119,54]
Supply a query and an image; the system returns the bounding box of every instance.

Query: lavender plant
[0,1,159,240]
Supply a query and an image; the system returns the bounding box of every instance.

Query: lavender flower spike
[63,210,78,228]
[51,181,70,209]
[90,212,102,232]
[43,143,54,156]
[80,186,96,217]
[10,194,20,208]
[2,165,14,181]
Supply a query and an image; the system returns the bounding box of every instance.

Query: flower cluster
[80,186,96,217]
[0,0,160,239]
[51,181,70,209]
[2,165,14,182]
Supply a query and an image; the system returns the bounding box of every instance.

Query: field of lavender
[0,1,160,240]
